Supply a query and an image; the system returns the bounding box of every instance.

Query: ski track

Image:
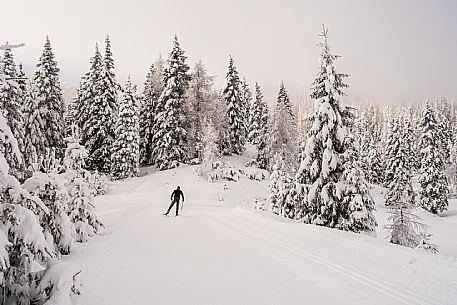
[212,212,439,305]
[73,164,457,305]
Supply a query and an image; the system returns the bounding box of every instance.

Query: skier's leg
[175,200,180,216]
[165,201,175,215]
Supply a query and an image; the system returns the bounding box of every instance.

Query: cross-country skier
[164,186,185,216]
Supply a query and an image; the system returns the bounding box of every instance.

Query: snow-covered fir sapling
[111,77,140,180]
[64,134,104,242]
[22,149,76,255]
[151,36,190,170]
[385,203,428,249]
[418,102,449,214]
[268,153,291,216]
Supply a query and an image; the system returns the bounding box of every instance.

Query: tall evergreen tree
[383,117,400,188]
[255,83,270,170]
[151,36,190,170]
[385,126,415,207]
[0,47,25,176]
[240,78,252,138]
[418,102,448,214]
[294,27,351,228]
[32,36,66,155]
[340,133,377,232]
[79,42,117,173]
[65,82,81,134]
[269,82,296,171]
[277,81,294,119]
[223,56,245,155]
[139,57,164,165]
[111,78,139,180]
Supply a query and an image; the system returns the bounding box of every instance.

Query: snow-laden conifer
[340,134,377,232]
[79,41,117,173]
[64,135,104,241]
[223,56,245,155]
[269,82,296,170]
[139,57,164,165]
[32,36,66,155]
[111,78,140,180]
[151,36,190,170]
[294,27,350,227]
[418,102,448,213]
[0,49,25,177]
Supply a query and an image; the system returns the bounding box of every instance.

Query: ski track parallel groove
[215,213,440,305]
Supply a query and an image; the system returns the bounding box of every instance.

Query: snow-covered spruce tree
[33,36,66,156]
[64,135,104,242]
[277,81,294,119]
[23,83,47,168]
[79,43,117,173]
[401,110,416,173]
[269,153,291,216]
[365,136,383,185]
[340,133,377,233]
[418,102,448,214]
[247,82,263,145]
[385,133,415,207]
[64,82,81,135]
[151,36,190,170]
[0,48,25,177]
[240,78,252,138]
[223,56,245,155]
[139,57,164,166]
[255,83,270,170]
[383,117,400,188]
[185,61,217,162]
[269,82,297,171]
[435,97,453,163]
[111,78,140,180]
[294,27,350,227]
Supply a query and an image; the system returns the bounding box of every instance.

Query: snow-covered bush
[239,168,268,181]
[209,167,240,183]
[23,171,76,255]
[385,205,427,249]
[38,260,81,305]
[88,170,110,196]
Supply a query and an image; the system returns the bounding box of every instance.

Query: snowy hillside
[67,153,457,305]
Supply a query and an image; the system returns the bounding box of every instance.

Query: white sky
[2,0,457,103]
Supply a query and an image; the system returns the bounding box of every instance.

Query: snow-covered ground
[68,154,457,305]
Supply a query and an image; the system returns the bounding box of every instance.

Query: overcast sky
[2,0,457,103]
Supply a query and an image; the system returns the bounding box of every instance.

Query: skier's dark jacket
[171,189,184,202]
